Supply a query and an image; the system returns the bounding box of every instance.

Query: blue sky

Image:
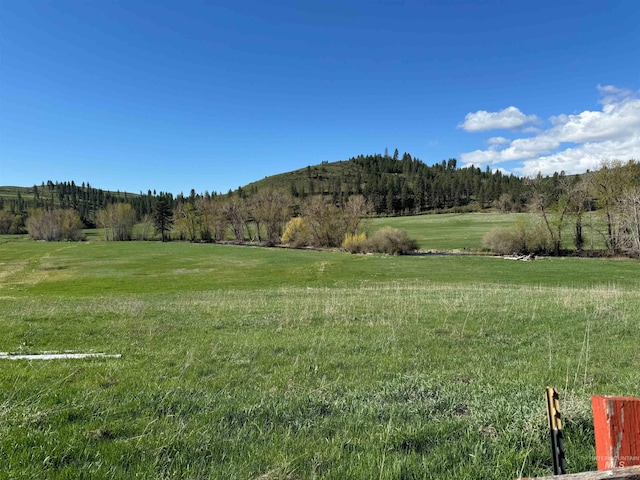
[1,0,639,195]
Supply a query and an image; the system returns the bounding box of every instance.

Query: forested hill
[0,182,151,229]
[243,151,527,215]
[1,151,529,233]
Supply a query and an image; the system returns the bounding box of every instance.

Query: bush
[368,227,419,255]
[0,210,13,234]
[0,212,26,234]
[483,218,551,255]
[342,232,367,253]
[282,217,312,247]
[482,228,521,255]
[26,209,85,241]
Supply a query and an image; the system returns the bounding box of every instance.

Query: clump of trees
[97,203,136,241]
[150,187,295,245]
[334,151,526,214]
[248,188,292,245]
[26,209,85,241]
[304,196,358,247]
[0,209,24,234]
[484,160,640,257]
[591,160,640,256]
[281,195,369,248]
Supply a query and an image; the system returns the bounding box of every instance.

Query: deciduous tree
[567,175,591,251]
[221,197,246,243]
[173,202,199,242]
[342,194,370,236]
[198,197,227,242]
[249,188,292,245]
[303,196,345,247]
[97,203,136,241]
[529,173,569,254]
[590,160,639,253]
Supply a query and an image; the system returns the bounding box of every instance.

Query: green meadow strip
[1,239,639,478]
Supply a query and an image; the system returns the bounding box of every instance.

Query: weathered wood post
[592,396,640,470]
[546,387,567,475]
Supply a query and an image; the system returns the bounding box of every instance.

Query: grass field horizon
[75,210,609,253]
[1,219,638,478]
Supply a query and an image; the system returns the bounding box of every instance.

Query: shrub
[97,203,136,241]
[482,228,520,255]
[495,193,516,212]
[10,214,27,234]
[483,218,551,255]
[282,217,312,247]
[0,210,13,234]
[26,208,85,241]
[368,227,419,255]
[342,232,367,253]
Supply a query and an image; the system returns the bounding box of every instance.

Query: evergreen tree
[153,195,174,242]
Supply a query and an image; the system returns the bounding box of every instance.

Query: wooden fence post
[546,387,567,475]
[592,396,640,470]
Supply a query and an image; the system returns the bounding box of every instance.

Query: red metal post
[592,396,640,470]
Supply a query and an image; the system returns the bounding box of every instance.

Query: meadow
[366,212,607,252]
[1,215,639,479]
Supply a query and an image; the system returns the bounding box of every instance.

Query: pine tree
[153,196,174,242]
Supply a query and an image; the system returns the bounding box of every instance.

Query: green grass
[365,212,523,251]
[366,212,608,252]
[1,235,639,479]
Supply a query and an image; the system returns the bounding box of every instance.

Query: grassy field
[366,212,607,252]
[1,230,639,478]
[84,210,605,252]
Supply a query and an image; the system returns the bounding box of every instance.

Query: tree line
[0,181,158,234]
[15,186,420,254]
[350,150,526,214]
[3,154,639,256]
[484,160,640,257]
[154,190,371,248]
[0,152,529,234]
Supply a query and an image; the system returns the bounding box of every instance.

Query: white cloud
[487,136,509,145]
[458,106,539,132]
[597,84,635,106]
[549,114,569,126]
[460,149,502,165]
[460,86,640,176]
[515,133,640,177]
